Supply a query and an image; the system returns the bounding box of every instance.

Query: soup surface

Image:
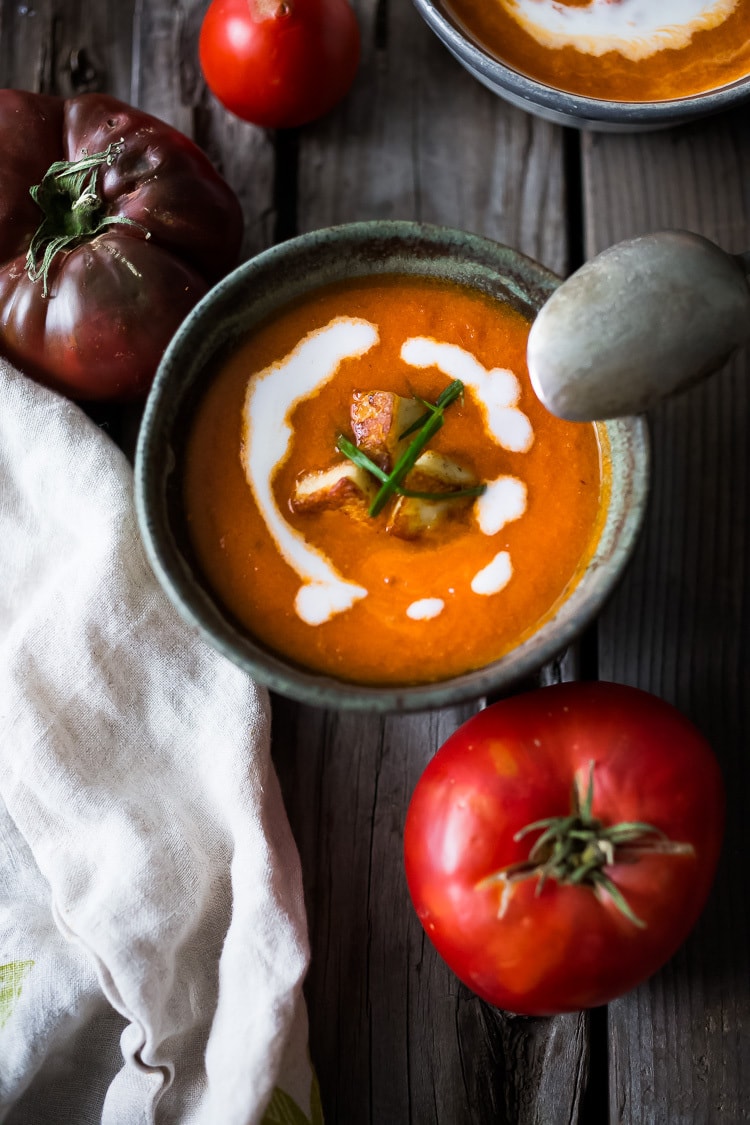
[183,276,604,686]
[443,0,750,102]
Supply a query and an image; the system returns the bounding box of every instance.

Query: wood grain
[296,0,568,275]
[582,110,750,1123]
[132,0,276,261]
[0,0,134,99]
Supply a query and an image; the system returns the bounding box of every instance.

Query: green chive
[336,435,390,483]
[368,409,445,517]
[368,381,467,517]
[398,380,465,439]
[397,484,487,501]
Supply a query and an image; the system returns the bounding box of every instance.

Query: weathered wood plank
[131,0,276,261]
[121,0,276,452]
[296,0,568,276]
[0,0,134,99]
[270,2,591,1122]
[582,110,750,1123]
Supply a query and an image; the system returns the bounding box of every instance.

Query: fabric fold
[0,360,313,1125]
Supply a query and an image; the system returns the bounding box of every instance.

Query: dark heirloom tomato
[404,682,724,1016]
[0,89,243,401]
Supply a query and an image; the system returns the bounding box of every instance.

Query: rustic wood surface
[584,113,750,1125]
[1,2,747,1122]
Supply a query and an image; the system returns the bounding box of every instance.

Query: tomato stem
[251,0,291,19]
[479,761,695,928]
[25,140,149,297]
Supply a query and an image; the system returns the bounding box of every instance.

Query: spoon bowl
[527,231,750,421]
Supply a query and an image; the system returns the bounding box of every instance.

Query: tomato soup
[443,0,750,102]
[182,276,605,686]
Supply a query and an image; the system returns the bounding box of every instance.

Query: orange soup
[443,0,750,102]
[182,276,605,687]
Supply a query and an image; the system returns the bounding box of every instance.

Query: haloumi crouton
[387,451,478,540]
[350,391,423,471]
[291,461,376,518]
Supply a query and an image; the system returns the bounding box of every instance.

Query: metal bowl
[412,0,750,132]
[135,221,649,712]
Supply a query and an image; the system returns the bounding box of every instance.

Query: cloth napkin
[0,359,317,1125]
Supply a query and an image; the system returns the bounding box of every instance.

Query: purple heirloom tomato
[0,90,243,400]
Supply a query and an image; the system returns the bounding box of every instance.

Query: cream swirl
[503,0,737,61]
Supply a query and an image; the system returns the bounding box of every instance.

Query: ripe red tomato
[199,0,360,129]
[404,681,724,1015]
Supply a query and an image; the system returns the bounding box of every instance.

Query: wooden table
[3,3,748,1121]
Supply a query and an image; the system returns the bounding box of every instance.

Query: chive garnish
[397,485,486,501]
[336,380,486,517]
[398,380,465,440]
[368,380,467,516]
[335,435,390,482]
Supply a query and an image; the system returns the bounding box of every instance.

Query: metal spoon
[526,230,750,421]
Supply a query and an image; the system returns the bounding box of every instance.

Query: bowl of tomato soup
[413,0,750,130]
[135,222,649,711]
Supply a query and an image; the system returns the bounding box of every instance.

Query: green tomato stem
[25,140,148,297]
[478,760,695,928]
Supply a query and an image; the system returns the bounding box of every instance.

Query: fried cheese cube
[350,391,423,471]
[387,451,478,540]
[291,461,376,518]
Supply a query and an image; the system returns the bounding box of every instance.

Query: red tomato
[199,0,360,129]
[404,682,724,1015]
[0,90,243,401]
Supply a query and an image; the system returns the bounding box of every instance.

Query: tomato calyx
[480,761,695,928]
[25,140,149,297]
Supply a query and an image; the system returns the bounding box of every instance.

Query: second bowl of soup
[135,222,649,711]
[413,0,750,130]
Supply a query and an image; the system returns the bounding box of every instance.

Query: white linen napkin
[0,359,317,1125]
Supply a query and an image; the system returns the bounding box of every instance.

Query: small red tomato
[404,681,724,1016]
[199,0,361,129]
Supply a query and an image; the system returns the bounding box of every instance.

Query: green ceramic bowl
[135,221,649,712]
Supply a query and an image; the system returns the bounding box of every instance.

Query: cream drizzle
[471,551,513,595]
[401,337,534,453]
[241,317,378,626]
[503,0,737,62]
[406,598,446,620]
[477,476,528,536]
